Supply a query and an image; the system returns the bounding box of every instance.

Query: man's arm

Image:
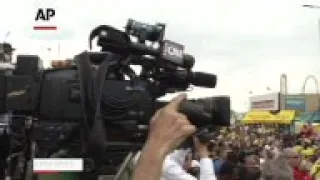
[194,137,217,180]
[131,139,167,180]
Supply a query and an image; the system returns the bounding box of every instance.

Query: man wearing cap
[300,122,316,139]
[0,43,15,63]
[0,42,15,179]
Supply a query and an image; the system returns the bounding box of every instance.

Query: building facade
[245,92,320,126]
[280,93,320,112]
[249,93,320,112]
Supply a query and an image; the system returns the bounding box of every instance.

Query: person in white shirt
[162,138,216,180]
[133,137,216,180]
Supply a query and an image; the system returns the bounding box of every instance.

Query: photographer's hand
[132,94,196,180]
[193,137,210,158]
[193,136,217,180]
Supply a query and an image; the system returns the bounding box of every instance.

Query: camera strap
[89,53,120,159]
[76,52,94,155]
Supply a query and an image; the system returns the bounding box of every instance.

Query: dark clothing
[213,159,223,175]
[0,130,9,179]
[219,161,237,180]
[237,165,260,180]
[220,161,236,175]
[0,43,15,53]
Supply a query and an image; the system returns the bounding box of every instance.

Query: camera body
[1,19,230,176]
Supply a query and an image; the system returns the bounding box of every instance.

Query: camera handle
[113,151,137,180]
[113,142,141,180]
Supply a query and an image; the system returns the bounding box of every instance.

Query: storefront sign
[250,93,280,111]
[243,110,296,124]
[285,96,305,111]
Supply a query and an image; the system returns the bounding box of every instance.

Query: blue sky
[1,0,320,111]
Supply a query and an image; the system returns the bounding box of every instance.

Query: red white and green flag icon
[33,158,83,174]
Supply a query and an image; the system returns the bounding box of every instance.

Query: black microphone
[190,72,217,88]
[183,54,195,69]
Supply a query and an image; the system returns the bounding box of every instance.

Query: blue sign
[285,97,305,111]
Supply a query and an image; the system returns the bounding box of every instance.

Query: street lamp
[3,31,10,42]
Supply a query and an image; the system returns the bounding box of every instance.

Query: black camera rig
[1,19,230,179]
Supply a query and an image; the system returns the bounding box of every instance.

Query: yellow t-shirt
[301,147,315,157]
[310,163,320,180]
[294,145,303,153]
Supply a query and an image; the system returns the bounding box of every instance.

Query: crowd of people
[133,94,320,180]
[205,123,319,180]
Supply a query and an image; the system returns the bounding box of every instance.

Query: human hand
[146,94,197,156]
[183,153,193,170]
[193,136,209,158]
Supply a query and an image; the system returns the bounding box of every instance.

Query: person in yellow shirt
[299,140,316,172]
[301,148,316,158]
[311,159,320,180]
[301,149,315,172]
[294,140,303,153]
[295,145,303,153]
[300,139,315,154]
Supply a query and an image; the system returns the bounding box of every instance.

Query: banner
[242,110,296,124]
[285,96,305,111]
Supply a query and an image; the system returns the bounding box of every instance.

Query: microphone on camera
[191,72,217,88]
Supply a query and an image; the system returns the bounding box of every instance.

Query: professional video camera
[2,19,230,178]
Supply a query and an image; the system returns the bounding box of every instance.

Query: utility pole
[3,31,10,42]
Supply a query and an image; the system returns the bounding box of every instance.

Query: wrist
[132,137,168,180]
[144,137,169,159]
[198,149,209,158]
